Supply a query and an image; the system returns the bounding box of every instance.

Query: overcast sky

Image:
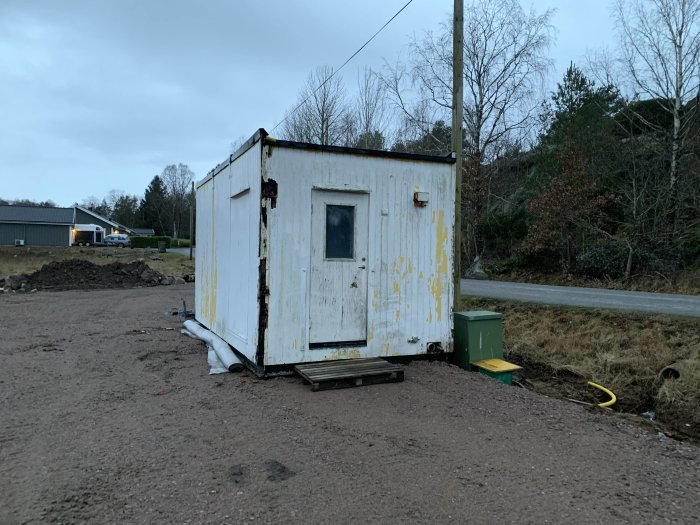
[0,1,616,207]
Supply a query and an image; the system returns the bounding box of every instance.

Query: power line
[271,0,415,133]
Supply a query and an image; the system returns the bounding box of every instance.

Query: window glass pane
[325,205,354,259]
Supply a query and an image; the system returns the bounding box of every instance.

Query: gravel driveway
[1,286,698,523]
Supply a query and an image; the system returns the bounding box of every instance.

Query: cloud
[0,0,613,206]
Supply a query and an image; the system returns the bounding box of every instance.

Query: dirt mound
[19,259,167,291]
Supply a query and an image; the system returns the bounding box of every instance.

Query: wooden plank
[296,357,392,368]
[296,359,398,376]
[308,370,404,392]
[299,362,397,376]
[298,367,401,381]
[295,358,403,391]
[302,368,399,381]
[301,363,399,375]
[297,361,392,371]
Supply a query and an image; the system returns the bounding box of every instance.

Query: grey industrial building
[73,206,122,235]
[0,205,126,247]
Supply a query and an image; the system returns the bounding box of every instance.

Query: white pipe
[183,320,243,373]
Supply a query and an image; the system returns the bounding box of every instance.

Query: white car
[104,234,131,248]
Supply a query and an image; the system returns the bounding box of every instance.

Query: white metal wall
[263,145,455,366]
[195,142,262,362]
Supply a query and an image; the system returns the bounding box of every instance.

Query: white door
[309,190,369,345]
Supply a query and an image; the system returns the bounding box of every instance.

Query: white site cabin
[195,129,455,374]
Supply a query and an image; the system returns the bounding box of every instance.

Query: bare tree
[104,189,125,215]
[382,0,554,263]
[4,198,56,207]
[230,135,248,154]
[281,66,352,146]
[616,0,700,189]
[385,0,554,163]
[161,163,194,238]
[80,195,110,217]
[380,59,451,150]
[354,67,389,149]
[586,48,685,252]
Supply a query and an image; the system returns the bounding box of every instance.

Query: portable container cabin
[195,129,455,375]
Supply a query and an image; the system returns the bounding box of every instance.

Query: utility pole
[452,0,463,313]
[189,181,194,261]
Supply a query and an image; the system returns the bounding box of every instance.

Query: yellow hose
[587,381,617,408]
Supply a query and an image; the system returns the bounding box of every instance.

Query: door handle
[358,265,366,270]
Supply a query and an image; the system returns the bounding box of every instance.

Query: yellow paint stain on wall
[395,309,400,322]
[426,309,433,323]
[400,256,405,263]
[367,320,375,342]
[383,343,391,355]
[200,185,217,328]
[393,260,400,275]
[372,290,379,312]
[209,187,218,325]
[210,263,218,324]
[418,271,424,280]
[407,259,413,274]
[429,209,449,321]
[431,210,436,224]
[393,280,400,294]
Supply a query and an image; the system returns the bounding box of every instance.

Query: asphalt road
[461,279,700,317]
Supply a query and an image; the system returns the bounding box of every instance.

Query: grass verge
[484,260,700,296]
[0,246,195,279]
[462,296,700,440]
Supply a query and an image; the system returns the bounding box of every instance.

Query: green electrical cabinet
[453,311,504,369]
[453,310,521,385]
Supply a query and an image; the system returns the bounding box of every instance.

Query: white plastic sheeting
[182,320,243,374]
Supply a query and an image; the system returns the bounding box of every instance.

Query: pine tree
[139,176,168,236]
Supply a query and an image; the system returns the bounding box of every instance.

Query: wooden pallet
[295,358,404,391]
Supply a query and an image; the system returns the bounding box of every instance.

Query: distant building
[0,206,74,246]
[129,227,155,237]
[0,205,150,246]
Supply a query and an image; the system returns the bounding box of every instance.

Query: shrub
[507,250,560,272]
[634,245,666,273]
[479,208,529,256]
[172,238,191,248]
[684,226,700,260]
[576,242,628,278]
[131,236,172,249]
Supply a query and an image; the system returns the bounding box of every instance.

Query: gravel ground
[1,285,699,524]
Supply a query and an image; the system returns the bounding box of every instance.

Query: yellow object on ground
[470,358,522,373]
[470,358,522,385]
[587,381,617,408]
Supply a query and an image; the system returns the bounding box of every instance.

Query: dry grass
[461,296,700,438]
[0,246,195,279]
[488,266,700,296]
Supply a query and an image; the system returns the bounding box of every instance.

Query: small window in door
[325,204,355,259]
